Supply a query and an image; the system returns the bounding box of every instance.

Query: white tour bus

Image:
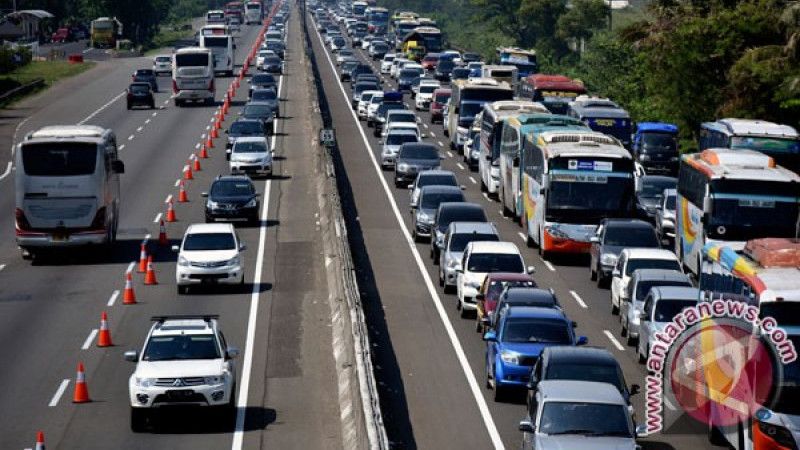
[15,125,124,258]
[172,47,215,106]
[244,1,263,24]
[206,10,227,25]
[676,149,800,275]
[200,25,235,76]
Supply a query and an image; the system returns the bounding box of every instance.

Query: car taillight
[15,208,31,230]
[90,207,107,229]
[172,79,178,94]
[208,79,215,93]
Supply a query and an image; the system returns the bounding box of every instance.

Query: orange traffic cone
[35,431,45,450]
[144,255,158,285]
[158,219,168,246]
[123,272,137,305]
[178,181,189,202]
[199,143,209,159]
[206,134,214,148]
[192,154,202,172]
[183,163,194,180]
[97,311,113,347]
[137,242,148,273]
[165,199,177,223]
[72,362,90,403]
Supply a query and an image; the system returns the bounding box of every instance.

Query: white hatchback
[610,248,682,315]
[380,54,396,74]
[174,223,246,294]
[229,137,272,177]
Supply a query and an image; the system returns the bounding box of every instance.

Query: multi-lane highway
[0,5,345,449]
[305,8,715,450]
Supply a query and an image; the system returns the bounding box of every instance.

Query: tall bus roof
[525,74,586,93]
[28,125,108,140]
[534,130,628,159]
[703,238,800,300]
[569,95,629,119]
[367,6,388,12]
[682,148,800,182]
[175,46,212,55]
[701,118,799,139]
[496,47,536,57]
[483,100,549,119]
[636,122,678,134]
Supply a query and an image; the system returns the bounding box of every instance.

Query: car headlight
[471,148,480,159]
[447,258,461,269]
[178,255,189,267]
[245,198,258,208]
[500,351,520,365]
[227,256,241,266]
[397,163,409,172]
[135,377,156,387]
[600,253,618,267]
[204,375,224,385]
[207,200,219,209]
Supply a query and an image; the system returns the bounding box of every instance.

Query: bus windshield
[546,172,634,222]
[708,179,800,240]
[22,142,97,176]
[175,53,209,67]
[203,37,229,47]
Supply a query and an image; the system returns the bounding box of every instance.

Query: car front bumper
[129,379,233,408]
[230,161,272,176]
[176,264,244,285]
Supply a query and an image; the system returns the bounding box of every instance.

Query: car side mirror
[630,384,641,395]
[527,266,535,274]
[577,336,588,346]
[201,192,209,197]
[639,312,648,321]
[111,160,125,174]
[124,350,139,362]
[518,419,535,433]
[483,331,497,342]
[527,377,538,390]
[590,236,600,243]
[226,346,240,359]
[407,184,414,190]
[460,185,466,190]
[171,245,180,252]
[635,424,648,438]
[571,321,578,328]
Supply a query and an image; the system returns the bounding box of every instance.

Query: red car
[475,272,536,333]
[430,88,451,124]
[421,53,440,71]
[51,28,72,43]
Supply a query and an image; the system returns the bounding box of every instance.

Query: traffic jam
[310,1,800,449]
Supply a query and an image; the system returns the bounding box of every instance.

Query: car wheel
[130,408,148,432]
[443,283,454,294]
[638,345,647,364]
[611,298,619,315]
[178,285,189,295]
[493,384,505,402]
[460,306,470,319]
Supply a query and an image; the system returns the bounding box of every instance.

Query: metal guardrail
[0,77,44,103]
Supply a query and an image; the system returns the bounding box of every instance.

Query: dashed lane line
[77,91,126,125]
[153,212,162,223]
[119,144,125,151]
[543,261,556,272]
[569,290,588,309]
[469,177,477,184]
[136,126,143,132]
[456,163,465,170]
[126,261,135,273]
[127,135,134,141]
[447,151,453,158]
[107,290,119,307]
[48,379,70,407]
[437,141,444,147]
[81,329,99,350]
[603,330,626,351]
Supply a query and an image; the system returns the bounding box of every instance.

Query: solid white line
[543,261,556,272]
[430,131,436,137]
[517,232,526,242]
[569,290,588,309]
[81,329,99,350]
[232,55,283,450]
[77,91,126,125]
[0,161,12,181]
[313,24,505,450]
[664,397,677,411]
[48,379,70,407]
[437,141,444,147]
[136,126,143,132]
[107,290,119,307]
[456,163,465,170]
[126,261,136,273]
[469,177,477,184]
[153,212,162,223]
[603,330,626,351]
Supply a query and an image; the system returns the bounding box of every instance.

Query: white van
[206,9,226,25]
[200,25,235,76]
[172,47,215,106]
[244,1,263,24]
[14,125,124,257]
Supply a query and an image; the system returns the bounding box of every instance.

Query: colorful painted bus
[699,118,800,174]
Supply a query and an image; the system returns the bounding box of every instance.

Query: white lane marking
[469,177,477,184]
[603,330,626,351]
[77,91,126,125]
[517,232,526,243]
[232,60,284,450]
[569,290,588,309]
[313,26,505,450]
[0,161,11,181]
[136,126,143,132]
[127,135,134,141]
[437,141,444,147]
[145,119,151,124]
[152,112,158,117]
[48,379,70,407]
[201,133,206,139]
[195,143,201,149]
[210,117,216,123]
[482,192,490,201]
[144,233,151,240]
[447,151,453,158]
[153,212,162,223]
[456,163,465,170]
[126,261,135,273]
[163,99,169,105]
[423,123,429,129]
[107,290,119,307]
[174,179,181,187]
[543,260,556,272]
[165,194,173,204]
[0,264,5,272]
[81,329,99,350]
[429,131,435,137]
[206,125,211,130]
[119,144,126,151]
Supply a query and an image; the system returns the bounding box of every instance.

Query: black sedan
[240,102,275,134]
[126,82,154,109]
[203,175,260,225]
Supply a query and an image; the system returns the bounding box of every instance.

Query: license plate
[52,233,68,242]
[166,389,194,399]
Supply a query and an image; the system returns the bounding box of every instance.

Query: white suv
[456,241,534,317]
[610,248,682,315]
[380,53,396,74]
[125,315,239,432]
[174,223,246,294]
[229,136,272,177]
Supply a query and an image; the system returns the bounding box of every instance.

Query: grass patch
[0,60,95,106]
[145,22,196,55]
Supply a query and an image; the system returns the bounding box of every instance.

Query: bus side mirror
[111,160,125,174]
[703,196,713,214]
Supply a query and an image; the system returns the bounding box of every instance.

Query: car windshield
[233,141,268,153]
[211,181,254,196]
[452,68,470,78]
[264,56,281,64]
[387,134,418,145]
[418,174,456,188]
[626,258,681,276]
[640,178,676,198]
[183,232,236,251]
[252,90,277,101]
[546,364,623,392]
[654,299,697,322]
[438,208,487,230]
[450,233,498,252]
[230,121,262,135]
[400,69,421,79]
[642,132,677,150]
[434,93,450,103]
[340,50,353,56]
[419,85,438,94]
[400,145,438,159]
[539,402,631,437]
[244,105,271,116]
[175,53,209,67]
[130,84,150,94]
[143,334,221,361]
[635,279,690,301]
[421,192,463,209]
[467,253,523,273]
[486,279,536,300]
[460,102,484,118]
[501,318,571,344]
[390,114,416,124]
[155,56,170,63]
[604,226,658,247]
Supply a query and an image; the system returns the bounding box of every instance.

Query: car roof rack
[151,315,219,322]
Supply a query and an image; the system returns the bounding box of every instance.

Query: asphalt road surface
[0,6,343,450]
[305,9,717,450]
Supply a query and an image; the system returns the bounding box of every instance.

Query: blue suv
[484,306,587,401]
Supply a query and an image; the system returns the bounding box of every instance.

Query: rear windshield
[252,74,275,84]
[22,142,97,176]
[244,104,271,116]
[545,363,623,392]
[419,85,438,94]
[467,253,523,273]
[421,191,463,209]
[233,141,268,153]
[175,53,209,67]
[439,208,487,228]
[389,113,416,123]
[130,84,150,93]
[626,258,681,276]
[155,56,170,62]
[450,233,498,252]
[400,69,422,78]
[400,145,438,159]
[501,318,570,344]
[654,299,697,322]
[386,134,418,145]
[251,90,277,101]
[418,174,456,187]
[635,279,691,301]
[230,121,262,135]
[434,93,451,103]
[605,226,658,247]
[183,232,236,251]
